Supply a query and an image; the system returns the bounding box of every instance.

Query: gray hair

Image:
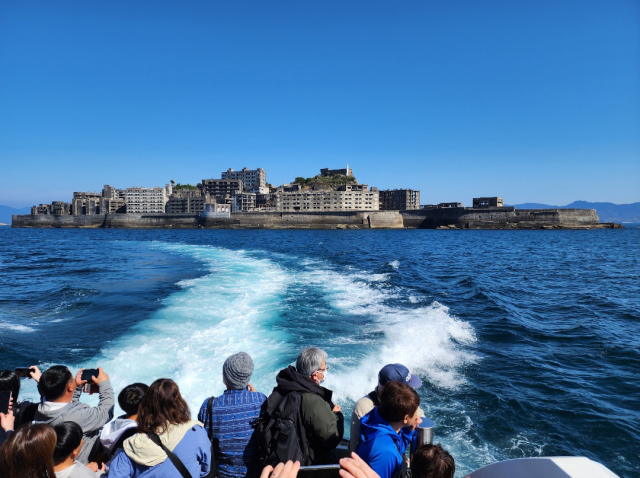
[296,347,328,377]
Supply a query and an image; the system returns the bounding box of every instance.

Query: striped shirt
[198,389,267,478]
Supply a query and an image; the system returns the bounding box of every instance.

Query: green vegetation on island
[293,174,357,190]
[173,183,198,191]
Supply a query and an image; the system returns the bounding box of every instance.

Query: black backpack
[253,390,311,470]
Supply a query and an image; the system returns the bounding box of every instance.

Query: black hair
[118,382,149,417]
[38,366,73,401]
[0,370,20,403]
[53,421,83,465]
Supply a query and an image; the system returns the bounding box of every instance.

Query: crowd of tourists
[0,347,454,478]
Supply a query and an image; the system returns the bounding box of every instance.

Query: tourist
[0,367,42,428]
[100,383,149,461]
[355,382,422,478]
[53,421,106,478]
[410,444,455,478]
[107,378,211,478]
[34,366,115,464]
[349,364,424,452]
[197,352,266,478]
[256,347,344,467]
[0,423,57,478]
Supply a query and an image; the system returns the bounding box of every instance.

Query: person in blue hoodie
[355,381,422,478]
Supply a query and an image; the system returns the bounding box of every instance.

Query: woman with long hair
[0,423,57,478]
[108,378,211,478]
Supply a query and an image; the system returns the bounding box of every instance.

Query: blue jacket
[355,408,414,478]
[108,425,211,478]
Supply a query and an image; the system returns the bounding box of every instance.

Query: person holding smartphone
[34,366,114,464]
[0,366,42,446]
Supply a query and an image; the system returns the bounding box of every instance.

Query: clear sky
[1,0,639,208]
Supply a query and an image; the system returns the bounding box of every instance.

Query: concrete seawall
[13,208,620,229]
[400,207,612,229]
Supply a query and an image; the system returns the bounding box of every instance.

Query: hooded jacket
[270,366,344,464]
[355,407,413,478]
[34,380,115,464]
[108,420,211,478]
[100,416,138,459]
[349,390,425,453]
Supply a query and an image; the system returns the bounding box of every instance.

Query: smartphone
[15,367,34,378]
[0,391,11,414]
[81,369,99,382]
[83,383,100,394]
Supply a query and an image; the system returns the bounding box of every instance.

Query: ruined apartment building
[233,193,256,212]
[198,179,243,205]
[320,165,353,177]
[166,189,212,214]
[221,168,268,194]
[125,184,172,214]
[378,189,421,210]
[276,184,379,212]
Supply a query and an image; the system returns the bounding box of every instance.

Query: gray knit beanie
[223,352,254,390]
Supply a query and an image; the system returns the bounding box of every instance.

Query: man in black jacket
[262,347,344,465]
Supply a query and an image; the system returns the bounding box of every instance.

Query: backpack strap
[111,427,138,456]
[148,432,193,478]
[391,439,408,478]
[205,397,218,478]
[367,390,380,407]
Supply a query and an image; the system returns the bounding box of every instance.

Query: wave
[20,243,477,431]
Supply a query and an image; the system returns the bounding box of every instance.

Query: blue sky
[1,0,638,208]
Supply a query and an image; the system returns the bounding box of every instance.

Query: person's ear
[403,415,410,425]
[68,380,75,393]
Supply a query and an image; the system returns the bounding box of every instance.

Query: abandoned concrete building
[31,201,72,215]
[198,179,243,206]
[473,197,504,208]
[166,189,213,214]
[232,193,257,212]
[276,185,379,212]
[379,189,420,210]
[320,165,353,177]
[125,185,172,214]
[221,168,268,194]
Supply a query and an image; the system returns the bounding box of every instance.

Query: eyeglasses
[314,367,329,376]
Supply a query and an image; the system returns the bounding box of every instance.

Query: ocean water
[0,227,638,477]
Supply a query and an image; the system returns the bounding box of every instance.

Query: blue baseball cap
[378,363,422,389]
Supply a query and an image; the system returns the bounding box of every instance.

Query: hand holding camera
[77,367,109,394]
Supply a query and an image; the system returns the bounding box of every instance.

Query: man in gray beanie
[223,351,255,390]
[198,352,267,478]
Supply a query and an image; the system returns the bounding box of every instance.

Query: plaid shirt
[198,389,267,478]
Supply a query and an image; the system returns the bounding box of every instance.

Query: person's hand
[332,404,342,413]
[76,369,87,388]
[87,462,99,472]
[247,384,257,392]
[93,367,109,385]
[0,408,15,433]
[339,452,381,478]
[260,460,301,478]
[29,366,42,382]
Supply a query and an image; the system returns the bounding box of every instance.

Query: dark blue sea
[0,227,638,477]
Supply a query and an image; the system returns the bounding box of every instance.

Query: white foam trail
[0,320,35,332]
[389,260,400,269]
[60,243,291,415]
